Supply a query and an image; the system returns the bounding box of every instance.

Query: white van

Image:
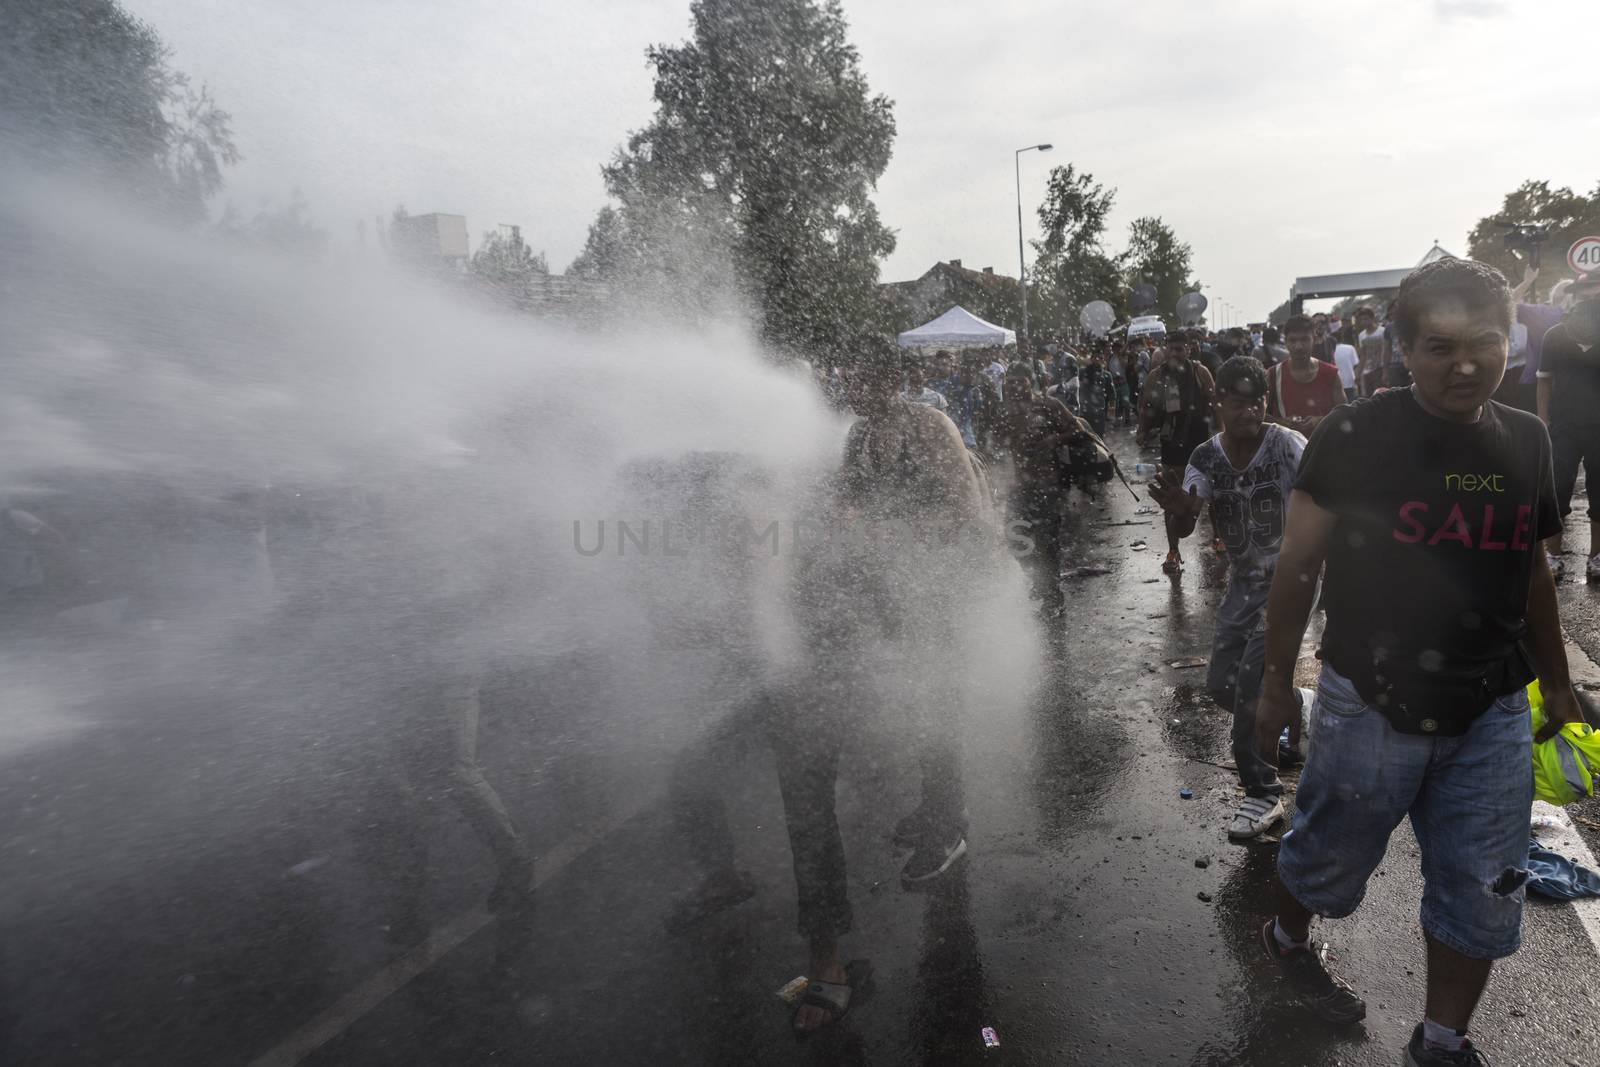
[1126,315,1168,339]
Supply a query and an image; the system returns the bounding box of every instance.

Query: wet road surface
[4,431,1600,1066]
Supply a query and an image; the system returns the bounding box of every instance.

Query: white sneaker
[1228,795,1285,840]
[1298,685,1316,746]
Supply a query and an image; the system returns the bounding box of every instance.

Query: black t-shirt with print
[1295,388,1560,736]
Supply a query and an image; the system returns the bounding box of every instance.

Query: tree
[1029,164,1121,333]
[469,225,549,309]
[1121,216,1199,326]
[472,225,548,283]
[0,0,238,221]
[1466,180,1600,299]
[583,0,897,358]
[161,77,240,223]
[214,189,328,259]
[567,207,629,281]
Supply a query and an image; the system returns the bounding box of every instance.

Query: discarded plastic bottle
[1132,462,1157,477]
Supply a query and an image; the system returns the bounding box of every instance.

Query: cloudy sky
[129,0,1597,320]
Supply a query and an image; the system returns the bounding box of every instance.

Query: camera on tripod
[1501,221,1553,269]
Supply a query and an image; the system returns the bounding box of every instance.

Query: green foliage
[1024,167,1201,335]
[1029,165,1122,332]
[213,189,328,259]
[469,225,550,309]
[568,207,629,281]
[1466,180,1600,300]
[1122,215,1198,326]
[472,225,548,283]
[0,0,238,221]
[577,0,897,358]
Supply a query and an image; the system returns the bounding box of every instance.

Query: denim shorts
[1278,664,1533,960]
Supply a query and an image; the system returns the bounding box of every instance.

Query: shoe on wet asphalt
[900,832,967,886]
[1228,795,1284,840]
[1162,550,1183,575]
[1258,921,1367,1025]
[1404,1023,1490,1065]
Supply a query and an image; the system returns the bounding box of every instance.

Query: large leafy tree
[1029,164,1121,332]
[0,0,238,222]
[1122,215,1199,325]
[1466,180,1600,299]
[577,0,897,358]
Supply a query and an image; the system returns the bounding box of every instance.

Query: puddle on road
[1157,683,1233,766]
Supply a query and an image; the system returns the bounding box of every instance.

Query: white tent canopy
[896,305,1016,348]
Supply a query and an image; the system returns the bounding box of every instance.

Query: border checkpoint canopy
[896,305,1016,348]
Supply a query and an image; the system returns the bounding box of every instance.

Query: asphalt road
[3,430,1600,1066]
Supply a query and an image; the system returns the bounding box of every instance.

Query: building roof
[882,259,1019,294]
[1291,244,1455,301]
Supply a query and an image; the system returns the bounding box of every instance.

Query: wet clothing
[1010,485,1065,592]
[1001,395,1077,490]
[1078,365,1112,435]
[1143,359,1214,465]
[674,398,993,940]
[1295,390,1560,737]
[1333,344,1360,392]
[1279,663,1533,960]
[1518,302,1566,386]
[1357,328,1386,389]
[1537,322,1600,427]
[1186,425,1307,797]
[1206,576,1304,799]
[670,683,861,940]
[933,376,1001,451]
[1536,323,1600,518]
[1266,360,1344,424]
[1183,425,1306,581]
[839,400,989,527]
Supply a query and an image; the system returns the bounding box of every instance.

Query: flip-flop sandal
[792,959,874,1037]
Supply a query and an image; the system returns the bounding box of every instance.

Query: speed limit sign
[1569,236,1600,274]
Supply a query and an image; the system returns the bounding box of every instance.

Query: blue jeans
[1205,572,1296,798]
[1278,664,1533,960]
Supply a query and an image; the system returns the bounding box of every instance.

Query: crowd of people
[786,257,1598,1064]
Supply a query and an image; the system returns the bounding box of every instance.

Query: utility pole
[1014,143,1053,347]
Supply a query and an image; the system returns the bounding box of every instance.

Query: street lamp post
[1015,142,1052,348]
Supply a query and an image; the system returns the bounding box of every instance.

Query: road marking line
[244,801,649,1067]
[1530,800,1600,955]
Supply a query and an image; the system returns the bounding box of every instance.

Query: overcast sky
[129,0,1597,320]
